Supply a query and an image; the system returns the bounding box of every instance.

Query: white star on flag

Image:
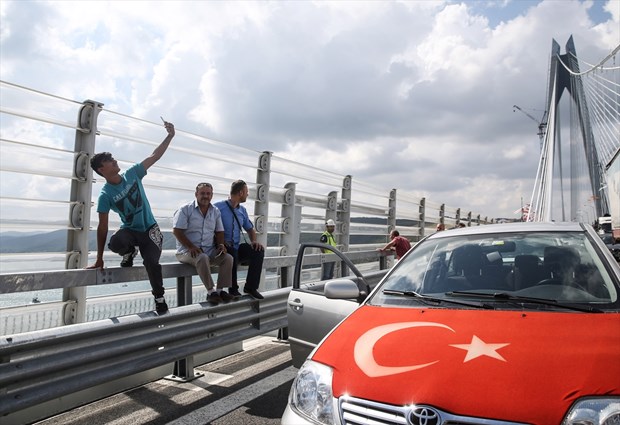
[450,335,509,362]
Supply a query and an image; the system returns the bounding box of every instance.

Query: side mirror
[324,279,361,299]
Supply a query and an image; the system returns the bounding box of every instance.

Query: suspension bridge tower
[529,36,620,225]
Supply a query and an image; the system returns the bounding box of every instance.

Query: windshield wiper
[382,289,493,309]
[445,291,603,313]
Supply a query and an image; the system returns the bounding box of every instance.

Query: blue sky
[1,0,618,218]
[469,0,614,26]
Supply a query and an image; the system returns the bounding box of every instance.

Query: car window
[371,231,618,309]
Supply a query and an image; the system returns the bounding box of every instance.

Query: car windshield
[370,231,619,311]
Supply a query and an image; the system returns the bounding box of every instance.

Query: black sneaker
[229,287,242,298]
[243,288,264,300]
[155,297,168,314]
[219,290,234,302]
[207,292,222,304]
[121,247,137,267]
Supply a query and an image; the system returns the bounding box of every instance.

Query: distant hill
[1,230,69,253]
[0,230,177,253]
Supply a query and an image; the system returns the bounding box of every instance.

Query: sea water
[0,253,183,308]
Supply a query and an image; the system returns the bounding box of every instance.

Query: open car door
[286,243,372,368]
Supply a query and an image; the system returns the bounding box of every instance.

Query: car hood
[311,305,620,424]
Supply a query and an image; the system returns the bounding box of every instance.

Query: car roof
[428,221,585,240]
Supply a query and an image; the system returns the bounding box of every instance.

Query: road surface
[36,336,296,425]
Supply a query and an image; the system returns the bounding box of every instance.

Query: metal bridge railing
[0,80,492,425]
[0,79,492,333]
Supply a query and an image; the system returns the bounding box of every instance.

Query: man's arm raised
[142,121,175,171]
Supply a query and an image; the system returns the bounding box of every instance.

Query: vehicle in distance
[283,222,620,425]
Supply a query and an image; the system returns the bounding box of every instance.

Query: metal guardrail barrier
[0,288,290,419]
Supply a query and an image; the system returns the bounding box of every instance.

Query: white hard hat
[326,219,336,226]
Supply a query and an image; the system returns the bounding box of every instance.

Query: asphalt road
[36,337,296,425]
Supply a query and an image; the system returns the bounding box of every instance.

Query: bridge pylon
[529,36,616,223]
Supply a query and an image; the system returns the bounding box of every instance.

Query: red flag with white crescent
[311,305,620,424]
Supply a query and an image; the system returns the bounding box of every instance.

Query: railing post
[325,190,338,228]
[167,275,204,382]
[419,197,426,238]
[467,211,472,227]
[339,176,352,251]
[255,151,271,290]
[278,182,299,341]
[280,182,300,287]
[439,204,445,229]
[340,176,352,276]
[382,189,397,269]
[322,190,338,278]
[388,189,397,233]
[64,100,103,325]
[456,208,461,227]
[176,275,193,306]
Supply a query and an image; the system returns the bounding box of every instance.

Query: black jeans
[107,224,164,298]
[228,243,264,291]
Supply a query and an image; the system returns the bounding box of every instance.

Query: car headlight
[563,397,620,425]
[289,360,336,424]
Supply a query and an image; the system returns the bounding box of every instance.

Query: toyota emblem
[409,406,441,425]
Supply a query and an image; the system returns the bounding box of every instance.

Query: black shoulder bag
[225,201,253,260]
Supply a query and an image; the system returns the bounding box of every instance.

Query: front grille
[338,396,530,425]
[340,396,408,425]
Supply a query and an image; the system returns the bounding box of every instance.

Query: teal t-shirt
[96,163,156,232]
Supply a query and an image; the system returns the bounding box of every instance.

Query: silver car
[283,222,620,425]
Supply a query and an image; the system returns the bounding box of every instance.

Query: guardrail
[0,288,290,424]
[0,248,389,424]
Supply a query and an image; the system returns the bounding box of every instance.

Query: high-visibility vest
[320,231,337,253]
